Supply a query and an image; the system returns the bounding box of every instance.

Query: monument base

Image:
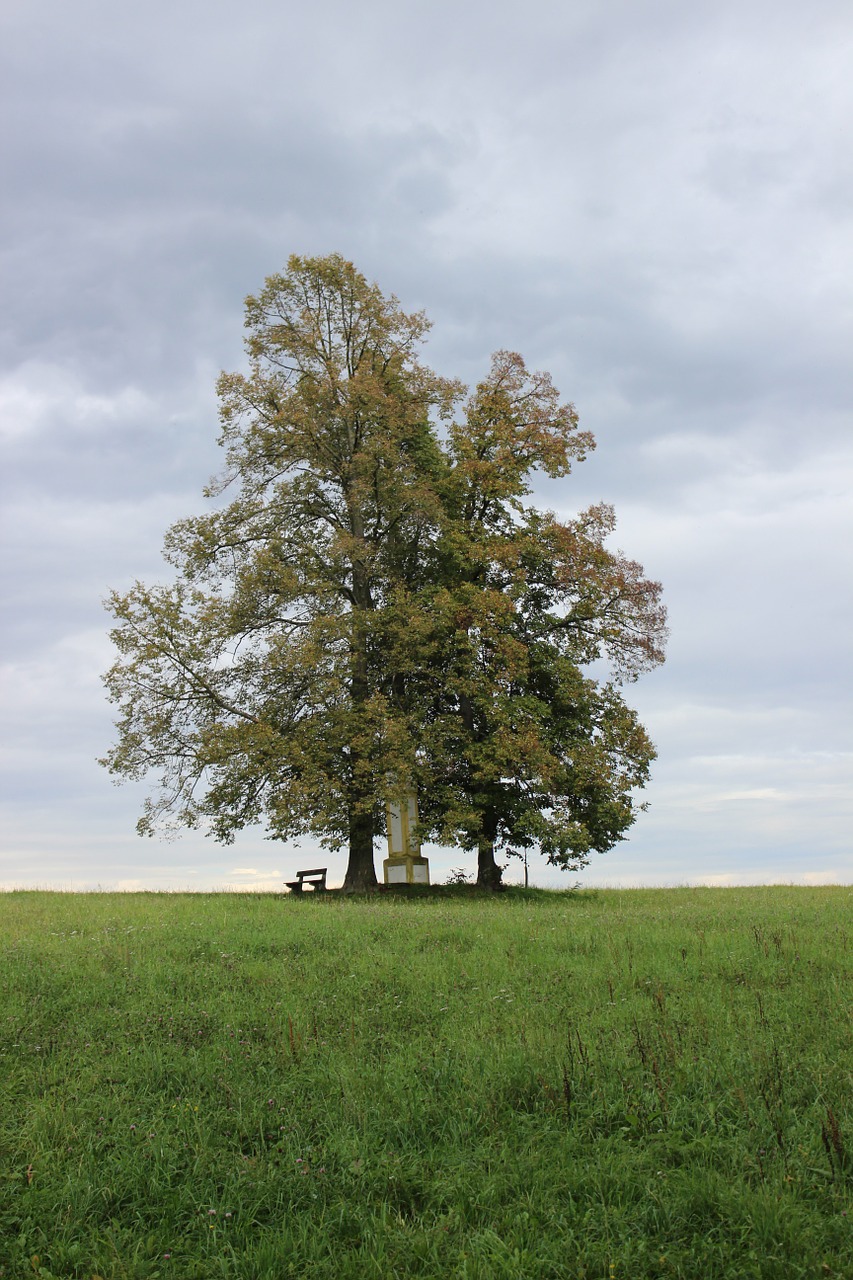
[383,855,430,886]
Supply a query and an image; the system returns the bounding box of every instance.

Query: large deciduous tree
[102,254,457,891]
[102,255,667,890]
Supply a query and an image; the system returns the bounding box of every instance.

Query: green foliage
[419,361,666,883]
[0,887,851,1278]
[101,255,667,888]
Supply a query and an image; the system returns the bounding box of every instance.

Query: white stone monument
[383,790,430,886]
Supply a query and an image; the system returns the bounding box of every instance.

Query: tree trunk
[343,804,378,892]
[342,586,378,893]
[476,807,503,890]
[476,842,503,889]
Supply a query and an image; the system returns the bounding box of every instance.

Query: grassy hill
[0,886,850,1278]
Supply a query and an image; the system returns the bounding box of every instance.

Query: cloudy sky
[1,0,850,891]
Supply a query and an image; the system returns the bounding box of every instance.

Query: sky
[1,0,851,891]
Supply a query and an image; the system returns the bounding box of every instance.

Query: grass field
[0,885,851,1279]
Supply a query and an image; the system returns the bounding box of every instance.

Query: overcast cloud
[1,0,850,890]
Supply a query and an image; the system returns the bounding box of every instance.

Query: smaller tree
[401,351,667,887]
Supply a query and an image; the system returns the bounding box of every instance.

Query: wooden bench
[284,868,328,894]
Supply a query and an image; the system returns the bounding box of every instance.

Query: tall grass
[0,886,850,1278]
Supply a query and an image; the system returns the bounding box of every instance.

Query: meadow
[0,885,850,1279]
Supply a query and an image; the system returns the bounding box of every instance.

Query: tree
[102,254,458,890]
[396,351,667,887]
[102,256,667,890]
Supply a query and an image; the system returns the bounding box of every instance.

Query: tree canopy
[102,254,667,889]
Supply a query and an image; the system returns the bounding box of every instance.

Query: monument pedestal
[383,854,430,885]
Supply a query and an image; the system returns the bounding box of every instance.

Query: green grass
[0,885,851,1278]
